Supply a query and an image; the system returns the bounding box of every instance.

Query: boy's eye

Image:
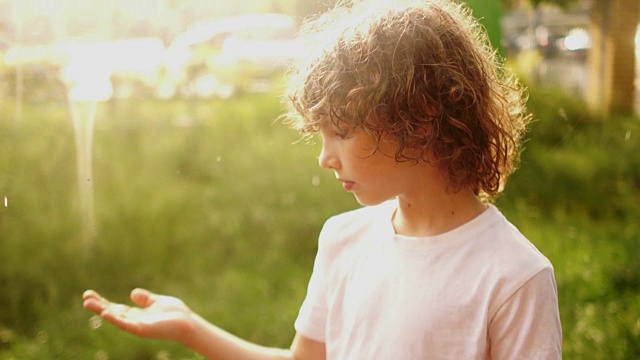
[332,125,354,139]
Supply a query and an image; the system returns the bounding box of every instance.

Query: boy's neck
[392,190,487,238]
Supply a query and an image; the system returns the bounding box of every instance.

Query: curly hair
[282,0,531,199]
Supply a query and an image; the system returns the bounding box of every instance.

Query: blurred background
[0,0,638,359]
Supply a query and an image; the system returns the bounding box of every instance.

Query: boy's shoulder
[318,200,396,247]
[318,201,552,269]
[325,200,396,231]
[467,206,554,295]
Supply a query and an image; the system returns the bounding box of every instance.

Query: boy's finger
[82,289,101,300]
[83,290,110,305]
[130,288,156,307]
[83,290,113,307]
[83,298,107,314]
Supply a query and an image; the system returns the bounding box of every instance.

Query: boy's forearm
[180,313,293,360]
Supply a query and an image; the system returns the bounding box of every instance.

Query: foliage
[0,90,356,359]
[497,84,640,359]
[0,85,638,359]
[500,0,579,10]
[0,63,67,102]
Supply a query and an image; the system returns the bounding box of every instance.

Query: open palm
[82,288,193,342]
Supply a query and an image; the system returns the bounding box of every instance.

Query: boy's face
[318,124,440,206]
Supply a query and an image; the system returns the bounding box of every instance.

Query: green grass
[0,93,357,359]
[0,85,638,359]
[497,85,640,359]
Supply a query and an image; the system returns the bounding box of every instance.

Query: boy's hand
[82,288,194,343]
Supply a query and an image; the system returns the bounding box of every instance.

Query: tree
[504,0,639,115]
[464,0,504,55]
[292,0,639,115]
[585,0,639,115]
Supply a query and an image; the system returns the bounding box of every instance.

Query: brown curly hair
[282,0,531,199]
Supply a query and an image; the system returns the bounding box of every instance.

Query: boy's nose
[318,146,339,170]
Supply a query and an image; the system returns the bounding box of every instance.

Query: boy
[83,0,562,358]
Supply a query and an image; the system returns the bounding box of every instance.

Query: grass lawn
[0,86,638,359]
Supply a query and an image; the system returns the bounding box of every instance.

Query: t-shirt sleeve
[489,266,563,359]
[294,223,332,343]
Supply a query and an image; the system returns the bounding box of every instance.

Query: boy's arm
[183,315,326,360]
[82,289,326,360]
[489,268,562,359]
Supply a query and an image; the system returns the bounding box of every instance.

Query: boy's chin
[353,194,394,207]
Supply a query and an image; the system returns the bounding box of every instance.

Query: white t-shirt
[295,200,562,360]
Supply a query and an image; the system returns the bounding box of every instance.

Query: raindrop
[95,350,109,360]
[89,315,103,329]
[311,175,321,186]
[216,156,222,162]
[37,331,49,344]
[625,130,631,141]
[155,351,170,360]
[3,197,7,207]
[558,108,567,120]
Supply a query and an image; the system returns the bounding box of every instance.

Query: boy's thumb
[130,288,156,307]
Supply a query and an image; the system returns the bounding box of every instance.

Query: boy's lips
[339,179,355,191]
